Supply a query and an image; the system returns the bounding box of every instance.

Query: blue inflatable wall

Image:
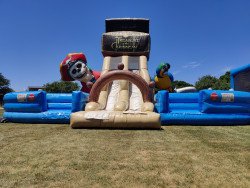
[156,90,250,125]
[4,91,47,113]
[199,90,250,114]
[3,91,88,124]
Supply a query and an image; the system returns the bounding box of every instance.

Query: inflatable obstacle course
[2,18,250,127]
[155,90,250,125]
[3,91,88,123]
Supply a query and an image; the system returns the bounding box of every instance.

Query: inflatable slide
[70,18,161,129]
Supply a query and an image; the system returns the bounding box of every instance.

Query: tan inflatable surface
[70,55,161,129]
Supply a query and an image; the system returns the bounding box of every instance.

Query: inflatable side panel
[46,93,72,103]
[3,91,88,123]
[4,103,45,113]
[169,103,199,111]
[47,103,72,110]
[3,111,70,124]
[199,90,250,113]
[3,91,47,112]
[169,93,199,103]
[161,113,250,125]
[72,91,89,112]
[47,93,74,111]
[155,91,169,113]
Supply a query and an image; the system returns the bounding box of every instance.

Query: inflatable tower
[70,18,161,129]
[230,64,250,92]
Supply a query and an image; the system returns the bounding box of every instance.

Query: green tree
[213,71,230,90]
[0,73,13,91]
[0,73,13,105]
[43,81,80,93]
[0,73,13,92]
[195,75,218,91]
[172,80,193,89]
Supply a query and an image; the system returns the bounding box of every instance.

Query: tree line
[0,71,230,96]
[173,71,230,90]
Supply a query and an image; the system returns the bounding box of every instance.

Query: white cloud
[182,62,201,69]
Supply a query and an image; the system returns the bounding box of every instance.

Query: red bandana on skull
[60,53,87,81]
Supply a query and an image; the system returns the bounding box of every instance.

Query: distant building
[28,86,44,91]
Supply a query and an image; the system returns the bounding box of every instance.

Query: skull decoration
[68,60,87,80]
[60,53,101,93]
[60,53,91,82]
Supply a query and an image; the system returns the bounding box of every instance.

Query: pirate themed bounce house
[3,18,250,128]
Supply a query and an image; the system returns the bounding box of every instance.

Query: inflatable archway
[89,70,152,103]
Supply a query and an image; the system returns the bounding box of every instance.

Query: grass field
[0,108,250,187]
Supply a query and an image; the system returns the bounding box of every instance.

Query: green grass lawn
[0,108,249,187]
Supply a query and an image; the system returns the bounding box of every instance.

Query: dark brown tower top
[105,18,149,33]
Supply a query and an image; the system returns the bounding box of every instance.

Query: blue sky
[0,0,250,91]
